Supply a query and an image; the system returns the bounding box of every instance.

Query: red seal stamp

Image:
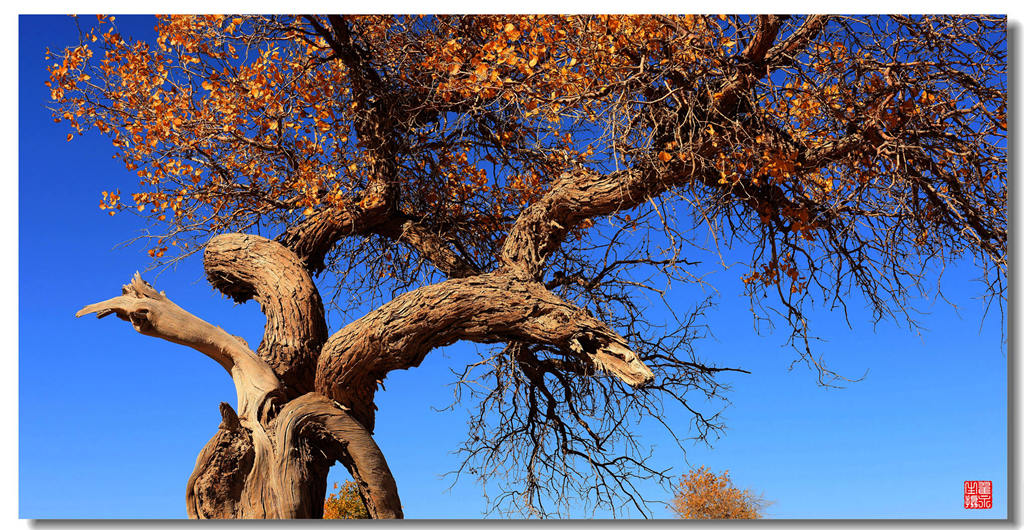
[964,481,993,509]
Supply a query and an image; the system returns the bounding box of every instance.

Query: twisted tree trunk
[76,234,653,517]
[77,215,654,517]
[77,235,403,519]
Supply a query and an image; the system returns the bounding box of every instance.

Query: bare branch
[76,273,282,421]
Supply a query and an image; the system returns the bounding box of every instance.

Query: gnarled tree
[57,14,1005,518]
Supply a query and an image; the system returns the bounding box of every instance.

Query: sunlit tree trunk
[77,231,652,518]
[77,235,404,518]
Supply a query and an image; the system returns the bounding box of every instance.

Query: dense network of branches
[53,15,1006,517]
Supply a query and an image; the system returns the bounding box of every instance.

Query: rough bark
[315,272,655,432]
[184,394,401,519]
[276,199,392,276]
[204,233,328,398]
[78,267,402,519]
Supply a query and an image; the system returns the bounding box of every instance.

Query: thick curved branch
[276,196,393,275]
[315,272,654,431]
[76,273,281,420]
[205,234,328,397]
[274,393,403,518]
[278,207,478,279]
[499,165,697,280]
[709,15,783,114]
[764,15,830,67]
[375,218,479,278]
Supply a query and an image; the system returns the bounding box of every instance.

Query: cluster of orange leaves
[47,15,979,281]
[322,481,369,519]
[672,466,766,519]
[742,254,806,294]
[43,15,801,272]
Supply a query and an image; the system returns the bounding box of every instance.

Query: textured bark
[274,393,402,518]
[499,165,699,280]
[79,269,402,519]
[315,272,654,431]
[183,394,398,519]
[204,234,328,398]
[276,200,392,276]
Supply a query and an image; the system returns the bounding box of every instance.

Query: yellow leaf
[66,133,73,142]
[659,151,672,162]
[529,56,538,68]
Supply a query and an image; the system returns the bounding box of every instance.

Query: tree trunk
[77,236,404,519]
[76,233,652,518]
[186,395,402,519]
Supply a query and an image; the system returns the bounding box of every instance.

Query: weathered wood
[204,234,328,398]
[315,272,654,432]
[274,393,402,518]
[78,272,402,519]
[76,273,282,421]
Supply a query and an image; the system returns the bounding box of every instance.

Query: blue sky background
[17,14,1008,519]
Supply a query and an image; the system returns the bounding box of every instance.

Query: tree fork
[77,238,403,518]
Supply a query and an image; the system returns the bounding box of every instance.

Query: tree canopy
[672,466,767,519]
[324,481,371,519]
[55,15,1006,517]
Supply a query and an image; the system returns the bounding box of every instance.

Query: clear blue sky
[18,14,1007,519]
